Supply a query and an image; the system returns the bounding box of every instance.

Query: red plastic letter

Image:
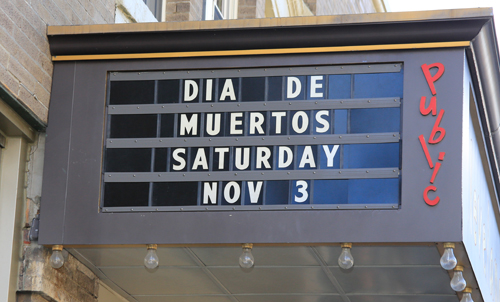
[423,185,440,206]
[421,63,445,96]
[429,109,446,144]
[420,96,437,116]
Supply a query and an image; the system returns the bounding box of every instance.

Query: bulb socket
[146,244,157,250]
[454,265,464,272]
[462,288,472,293]
[242,243,253,249]
[443,242,455,249]
[52,245,63,251]
[340,243,352,248]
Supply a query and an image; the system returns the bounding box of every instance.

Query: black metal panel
[38,62,76,243]
[40,49,465,245]
[48,19,487,56]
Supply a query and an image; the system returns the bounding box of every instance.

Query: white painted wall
[462,59,500,302]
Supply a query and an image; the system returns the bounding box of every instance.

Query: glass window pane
[109,114,157,138]
[353,72,403,98]
[158,80,180,103]
[343,143,400,169]
[104,183,149,207]
[153,182,198,206]
[268,76,283,101]
[241,77,265,102]
[350,108,400,133]
[328,75,351,99]
[265,181,289,205]
[109,81,155,105]
[348,178,399,204]
[313,180,348,204]
[105,148,152,172]
[154,148,168,172]
[160,114,175,137]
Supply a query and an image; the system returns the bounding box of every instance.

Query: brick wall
[0,0,115,125]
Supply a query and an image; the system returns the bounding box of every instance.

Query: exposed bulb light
[239,243,254,269]
[338,243,354,270]
[144,244,159,269]
[440,242,457,270]
[450,265,467,291]
[460,288,474,302]
[50,245,65,269]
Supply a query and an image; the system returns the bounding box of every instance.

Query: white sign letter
[172,148,186,171]
[206,113,221,136]
[214,147,229,169]
[230,112,243,135]
[310,76,324,98]
[299,146,316,168]
[315,110,330,133]
[287,77,301,99]
[278,146,293,168]
[184,80,198,102]
[322,145,339,167]
[220,79,236,101]
[192,148,208,170]
[271,112,286,134]
[203,182,217,204]
[180,114,198,136]
[235,147,250,170]
[256,147,271,169]
[224,181,240,204]
[292,111,309,134]
[247,181,263,204]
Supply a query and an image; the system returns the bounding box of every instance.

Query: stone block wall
[0,0,115,126]
[18,246,99,302]
[164,0,203,21]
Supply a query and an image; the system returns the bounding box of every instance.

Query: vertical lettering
[421,63,445,96]
[419,96,437,116]
[428,109,446,144]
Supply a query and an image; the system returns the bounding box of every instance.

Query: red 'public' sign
[419,63,446,206]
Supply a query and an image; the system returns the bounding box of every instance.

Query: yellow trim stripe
[52,41,470,61]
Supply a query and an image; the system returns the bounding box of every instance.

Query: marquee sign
[102,64,403,211]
